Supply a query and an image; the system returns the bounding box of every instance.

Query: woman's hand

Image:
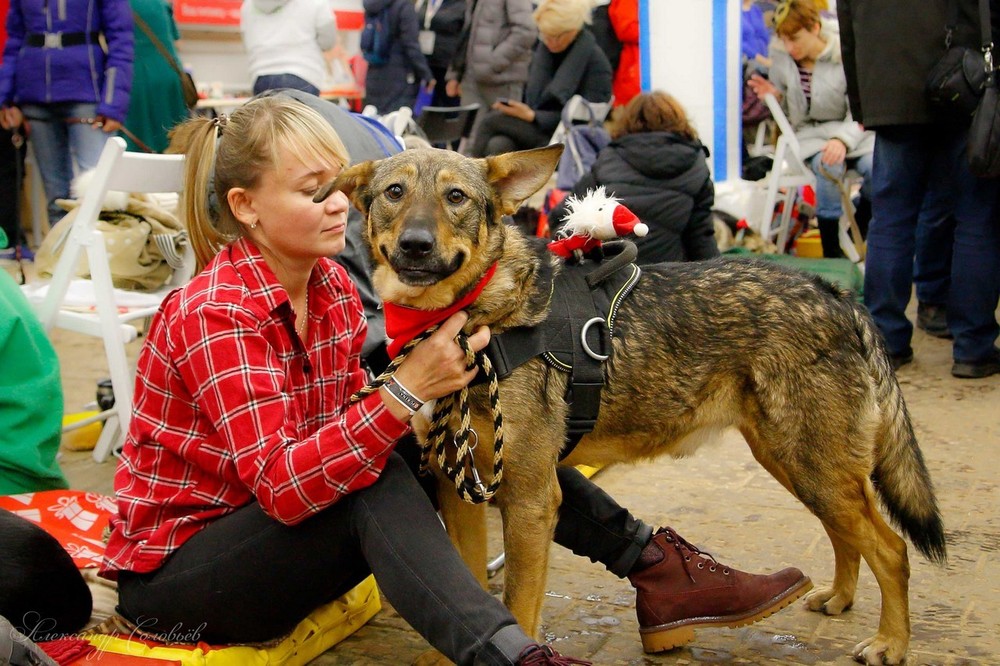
[493,99,535,123]
[747,74,779,101]
[0,106,23,130]
[386,311,491,413]
[93,116,122,133]
[446,79,461,98]
[821,138,847,165]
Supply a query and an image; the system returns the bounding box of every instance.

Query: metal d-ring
[454,428,480,450]
[580,317,609,361]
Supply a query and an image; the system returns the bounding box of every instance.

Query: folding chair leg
[773,189,798,253]
[839,218,863,263]
[88,232,134,463]
[92,413,123,463]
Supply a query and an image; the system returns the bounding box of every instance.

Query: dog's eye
[446,189,467,204]
[385,184,404,200]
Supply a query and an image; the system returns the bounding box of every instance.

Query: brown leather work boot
[627,527,813,653]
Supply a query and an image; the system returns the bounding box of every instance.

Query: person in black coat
[362,0,435,114]
[466,0,612,157]
[414,0,466,108]
[838,0,1000,378]
[550,90,719,265]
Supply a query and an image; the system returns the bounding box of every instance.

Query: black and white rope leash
[350,326,505,504]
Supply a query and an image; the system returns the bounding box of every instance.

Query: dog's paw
[852,633,907,665]
[804,585,853,615]
[412,648,453,666]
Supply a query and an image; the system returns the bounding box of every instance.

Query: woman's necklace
[295,291,309,338]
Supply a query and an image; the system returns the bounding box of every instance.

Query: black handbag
[963,0,1000,177]
[926,0,992,118]
[968,72,1000,176]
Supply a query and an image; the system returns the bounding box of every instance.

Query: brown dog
[324,145,946,665]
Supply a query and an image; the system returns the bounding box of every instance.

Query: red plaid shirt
[101,239,408,577]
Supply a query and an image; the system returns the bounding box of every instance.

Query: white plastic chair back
[29,136,189,462]
[756,94,816,252]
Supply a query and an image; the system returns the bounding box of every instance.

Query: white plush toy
[70,169,130,211]
[548,186,648,259]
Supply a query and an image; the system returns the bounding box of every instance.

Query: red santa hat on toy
[548,187,648,259]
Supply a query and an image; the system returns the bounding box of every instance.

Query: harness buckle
[44,32,63,48]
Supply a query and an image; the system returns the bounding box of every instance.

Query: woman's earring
[250,220,258,230]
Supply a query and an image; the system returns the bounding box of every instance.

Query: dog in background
[325,145,946,665]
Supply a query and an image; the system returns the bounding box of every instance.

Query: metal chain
[350,326,505,504]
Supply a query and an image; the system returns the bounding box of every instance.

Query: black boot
[816,217,844,258]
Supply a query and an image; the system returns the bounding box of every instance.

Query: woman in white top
[241,0,338,96]
[748,0,874,258]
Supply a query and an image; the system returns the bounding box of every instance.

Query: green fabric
[0,270,69,494]
[723,248,865,301]
[124,0,190,153]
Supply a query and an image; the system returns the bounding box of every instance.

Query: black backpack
[361,6,392,65]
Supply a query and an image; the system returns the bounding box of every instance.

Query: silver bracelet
[384,376,424,415]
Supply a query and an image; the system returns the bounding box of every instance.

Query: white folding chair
[378,106,414,146]
[28,137,191,463]
[758,94,866,261]
[756,93,816,253]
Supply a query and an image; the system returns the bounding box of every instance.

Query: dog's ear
[485,145,564,216]
[314,160,377,214]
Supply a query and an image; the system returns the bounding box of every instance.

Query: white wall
[640,0,741,182]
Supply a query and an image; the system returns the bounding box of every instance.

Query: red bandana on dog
[383,263,498,358]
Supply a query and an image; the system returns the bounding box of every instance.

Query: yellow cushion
[80,575,380,665]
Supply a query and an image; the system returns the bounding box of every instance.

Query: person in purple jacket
[0,0,133,225]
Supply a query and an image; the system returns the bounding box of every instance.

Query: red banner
[174,0,363,30]
[174,0,241,26]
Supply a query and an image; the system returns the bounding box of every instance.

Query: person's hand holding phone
[492,98,535,123]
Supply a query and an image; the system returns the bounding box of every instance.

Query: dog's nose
[398,228,436,258]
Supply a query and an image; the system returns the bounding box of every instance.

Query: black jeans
[1,127,26,249]
[118,456,651,663]
[118,453,523,664]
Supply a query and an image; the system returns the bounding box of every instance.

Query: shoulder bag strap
[132,12,186,79]
[977,0,994,83]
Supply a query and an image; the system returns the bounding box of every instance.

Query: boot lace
[659,527,730,583]
[516,644,592,665]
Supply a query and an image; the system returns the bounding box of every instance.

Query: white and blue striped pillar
[640,0,742,182]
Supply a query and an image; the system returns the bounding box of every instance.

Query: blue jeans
[252,74,320,97]
[865,125,1000,362]
[808,151,874,220]
[913,195,955,307]
[21,103,111,225]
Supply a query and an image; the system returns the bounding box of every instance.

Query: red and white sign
[174,0,241,27]
[174,0,363,30]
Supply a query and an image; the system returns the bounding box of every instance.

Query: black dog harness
[483,241,641,459]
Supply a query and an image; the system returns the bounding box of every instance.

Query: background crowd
[0,0,996,385]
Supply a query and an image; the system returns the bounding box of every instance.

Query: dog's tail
[852,305,947,564]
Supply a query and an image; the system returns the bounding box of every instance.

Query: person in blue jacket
[0,0,133,225]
